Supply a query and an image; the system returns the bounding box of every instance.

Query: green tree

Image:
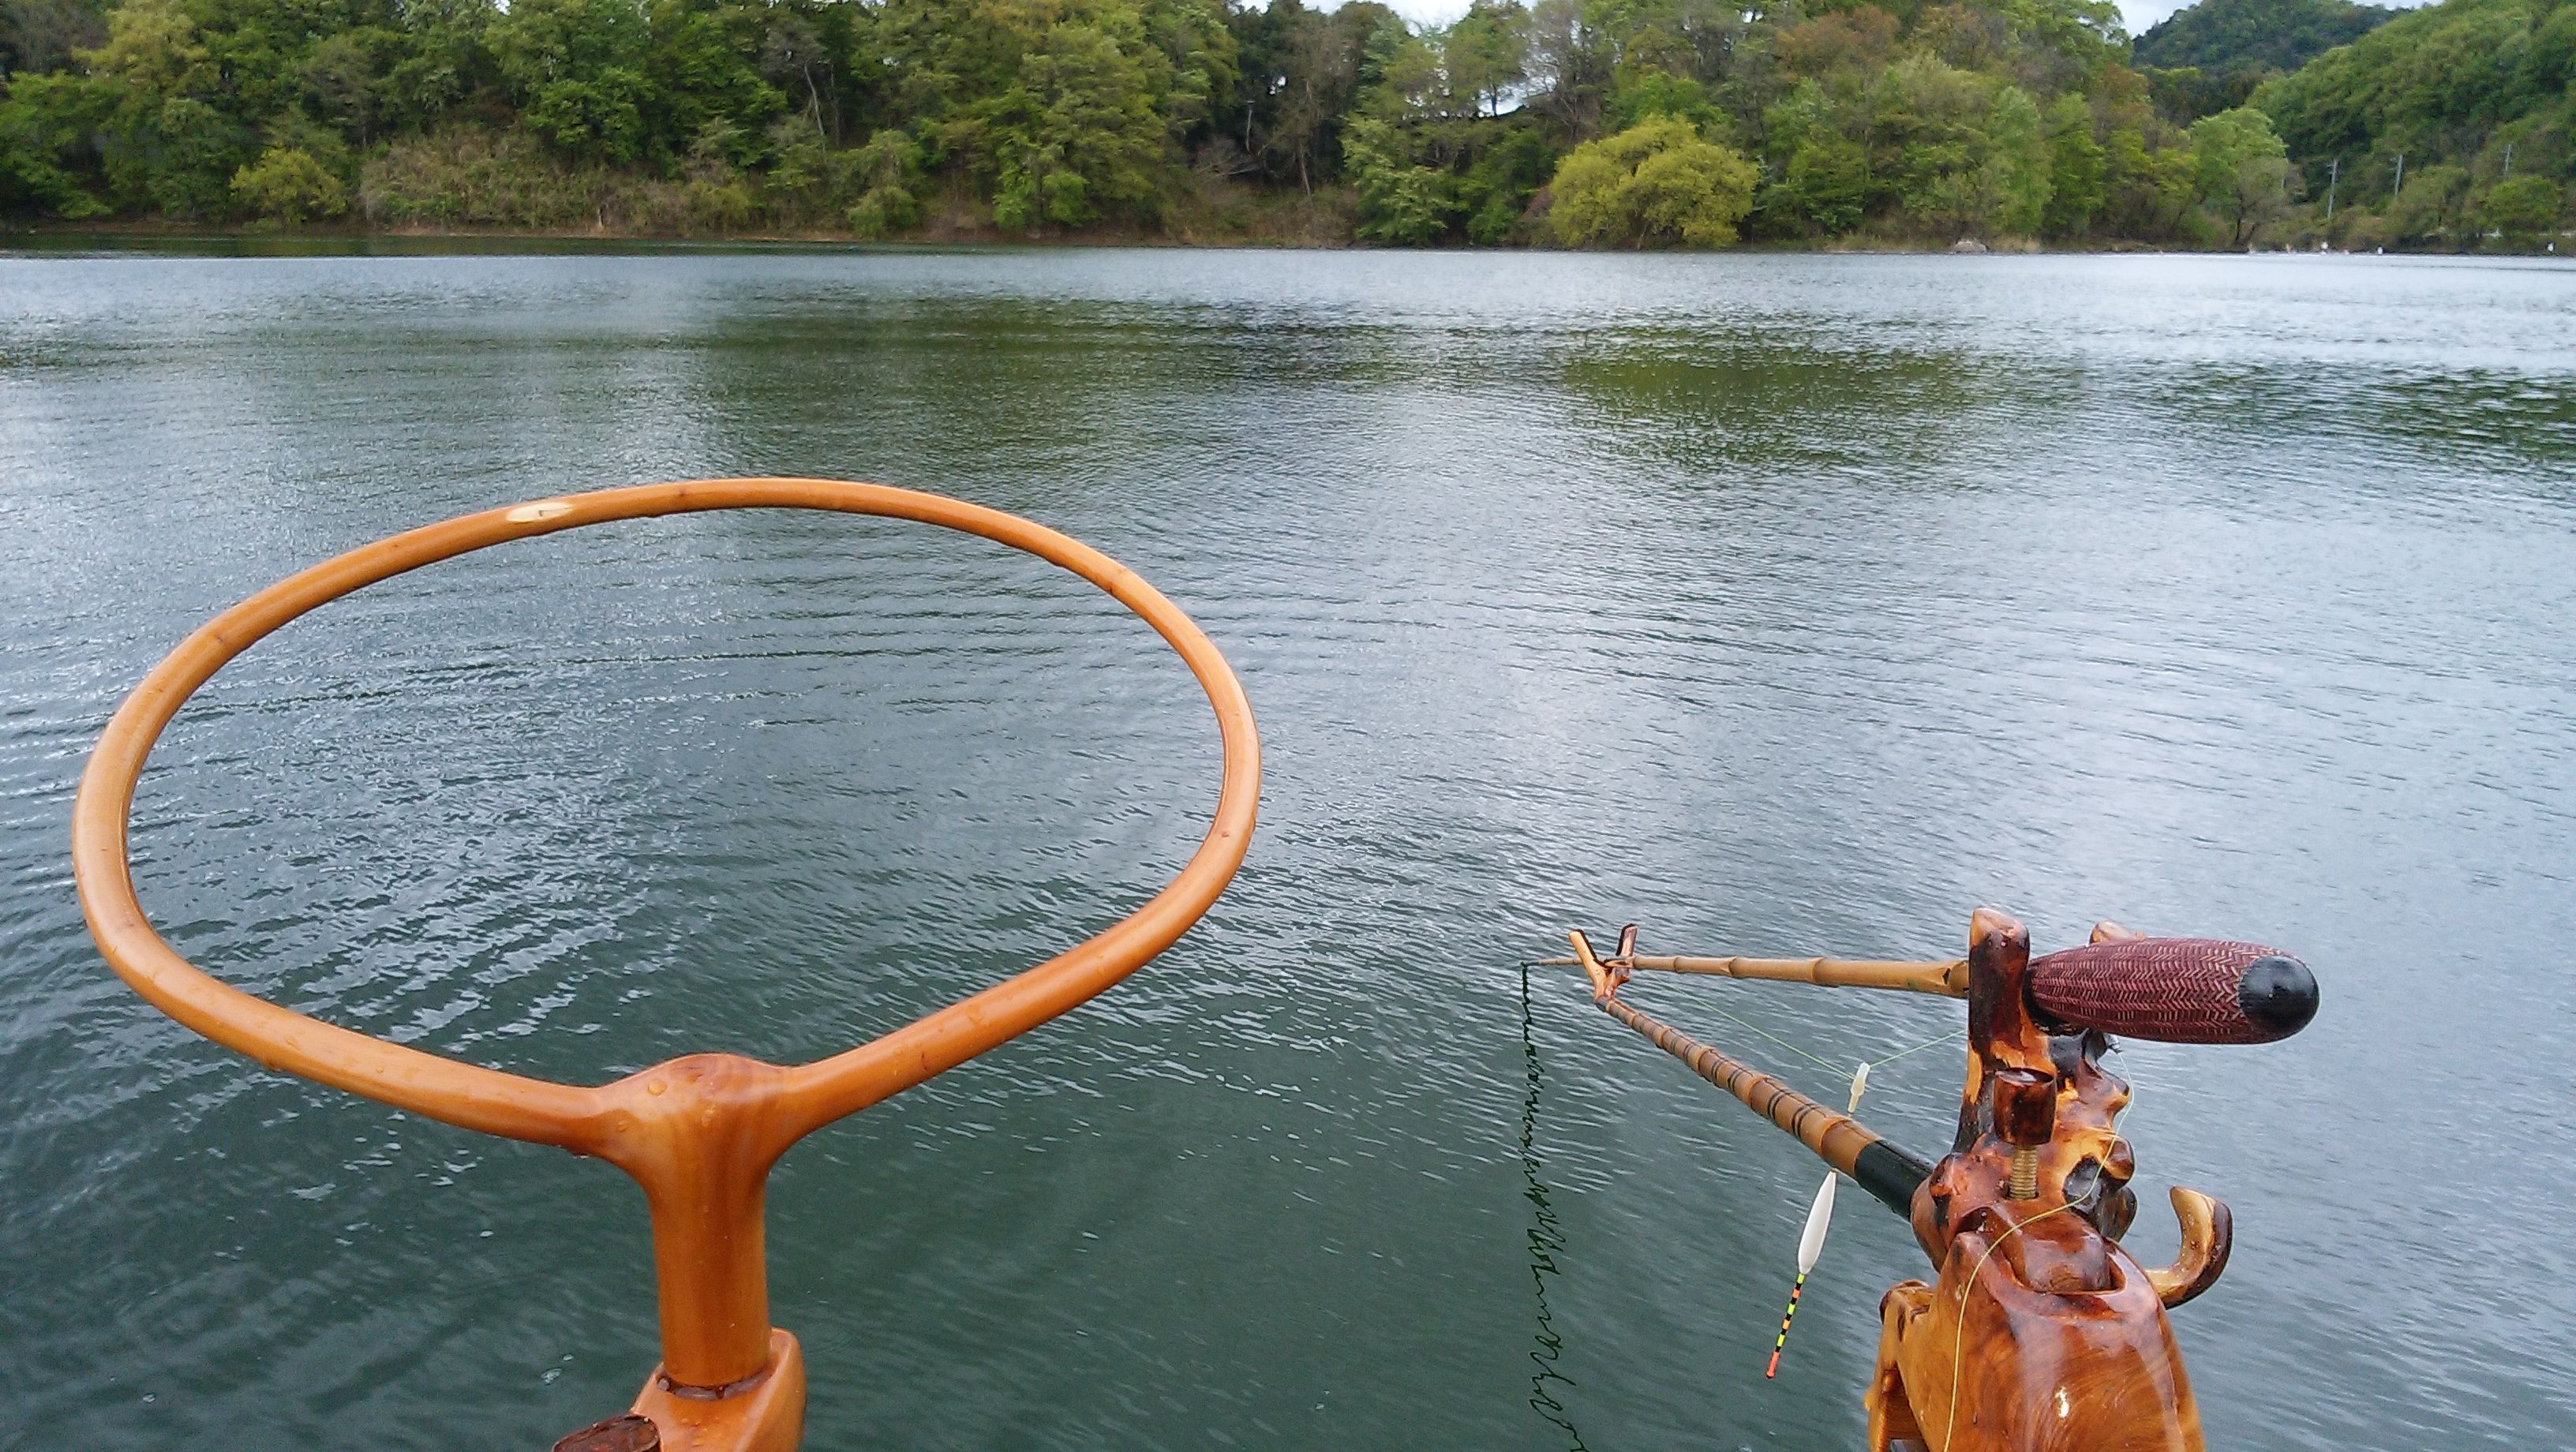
[1777,137,1870,235]
[0,71,116,215]
[2257,0,2576,219]
[1443,0,1525,118]
[1548,117,1755,248]
[1524,0,1607,139]
[488,0,654,164]
[1342,110,1451,241]
[2132,0,2397,77]
[1875,52,1988,241]
[2041,92,2104,236]
[230,141,346,220]
[1984,84,2051,234]
[2101,122,2197,238]
[982,17,1166,230]
[1758,77,1866,238]
[2386,159,2471,244]
[1457,118,1555,241]
[2477,173,2562,241]
[843,126,923,236]
[2188,104,2292,245]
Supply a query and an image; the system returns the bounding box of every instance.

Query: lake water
[2,245,2571,1450]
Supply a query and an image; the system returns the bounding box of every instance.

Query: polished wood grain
[1870,910,2230,1451]
[73,480,1261,1448]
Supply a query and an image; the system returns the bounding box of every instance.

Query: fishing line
[1869,1027,1964,1067]
[1935,1178,2105,1446]
[1523,950,1964,1387]
[1516,963,1592,1452]
[1747,1027,1955,1381]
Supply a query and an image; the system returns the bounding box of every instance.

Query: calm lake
[2,245,2571,1450]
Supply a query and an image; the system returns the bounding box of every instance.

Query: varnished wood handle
[2025,938,2317,1044]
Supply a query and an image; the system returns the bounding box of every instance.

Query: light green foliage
[985,16,1168,230]
[844,129,924,238]
[1606,69,1722,135]
[1875,53,1979,236]
[2188,104,2292,244]
[1778,137,1871,235]
[1758,78,1864,238]
[2042,93,2106,235]
[229,143,346,220]
[1362,13,1446,119]
[2477,172,2562,237]
[1986,84,2051,234]
[81,0,209,97]
[1548,118,1755,248]
[2101,120,2199,237]
[1342,112,1453,241]
[2385,159,2473,241]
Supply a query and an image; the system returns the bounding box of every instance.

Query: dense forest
[0,0,2568,248]
[2261,0,2575,245]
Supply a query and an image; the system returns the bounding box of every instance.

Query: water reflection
[1559,332,2002,475]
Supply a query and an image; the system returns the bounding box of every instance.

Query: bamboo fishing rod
[1565,930,1932,1217]
[1534,945,1968,997]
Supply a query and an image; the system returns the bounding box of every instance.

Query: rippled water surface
[3,246,2573,1449]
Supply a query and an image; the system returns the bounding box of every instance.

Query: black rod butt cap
[2237,954,2319,1042]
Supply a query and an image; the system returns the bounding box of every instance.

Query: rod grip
[2024,938,2317,1044]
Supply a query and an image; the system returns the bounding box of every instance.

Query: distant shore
[6,225,2565,260]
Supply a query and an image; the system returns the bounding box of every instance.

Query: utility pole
[2326,157,2339,220]
[2393,151,2405,200]
[2501,142,2514,180]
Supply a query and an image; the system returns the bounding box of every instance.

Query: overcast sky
[1357,0,2390,43]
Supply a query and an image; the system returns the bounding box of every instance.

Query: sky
[1356,0,2424,43]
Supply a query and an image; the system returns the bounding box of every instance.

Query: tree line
[0,0,2567,249]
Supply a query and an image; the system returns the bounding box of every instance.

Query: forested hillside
[2131,0,2394,118]
[0,0,2565,249]
[2258,0,2575,246]
[2136,0,2394,75]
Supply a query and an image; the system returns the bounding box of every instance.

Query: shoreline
[4,223,2564,260]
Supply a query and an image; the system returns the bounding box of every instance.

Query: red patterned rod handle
[2024,938,2319,1045]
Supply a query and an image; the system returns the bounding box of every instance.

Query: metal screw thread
[2007,1147,2040,1200]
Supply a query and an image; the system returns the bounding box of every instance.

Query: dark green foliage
[2,0,109,77]
[2144,63,2261,122]
[2134,0,2398,77]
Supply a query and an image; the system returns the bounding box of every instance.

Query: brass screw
[1990,1065,2057,1203]
[2008,1146,2040,1201]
